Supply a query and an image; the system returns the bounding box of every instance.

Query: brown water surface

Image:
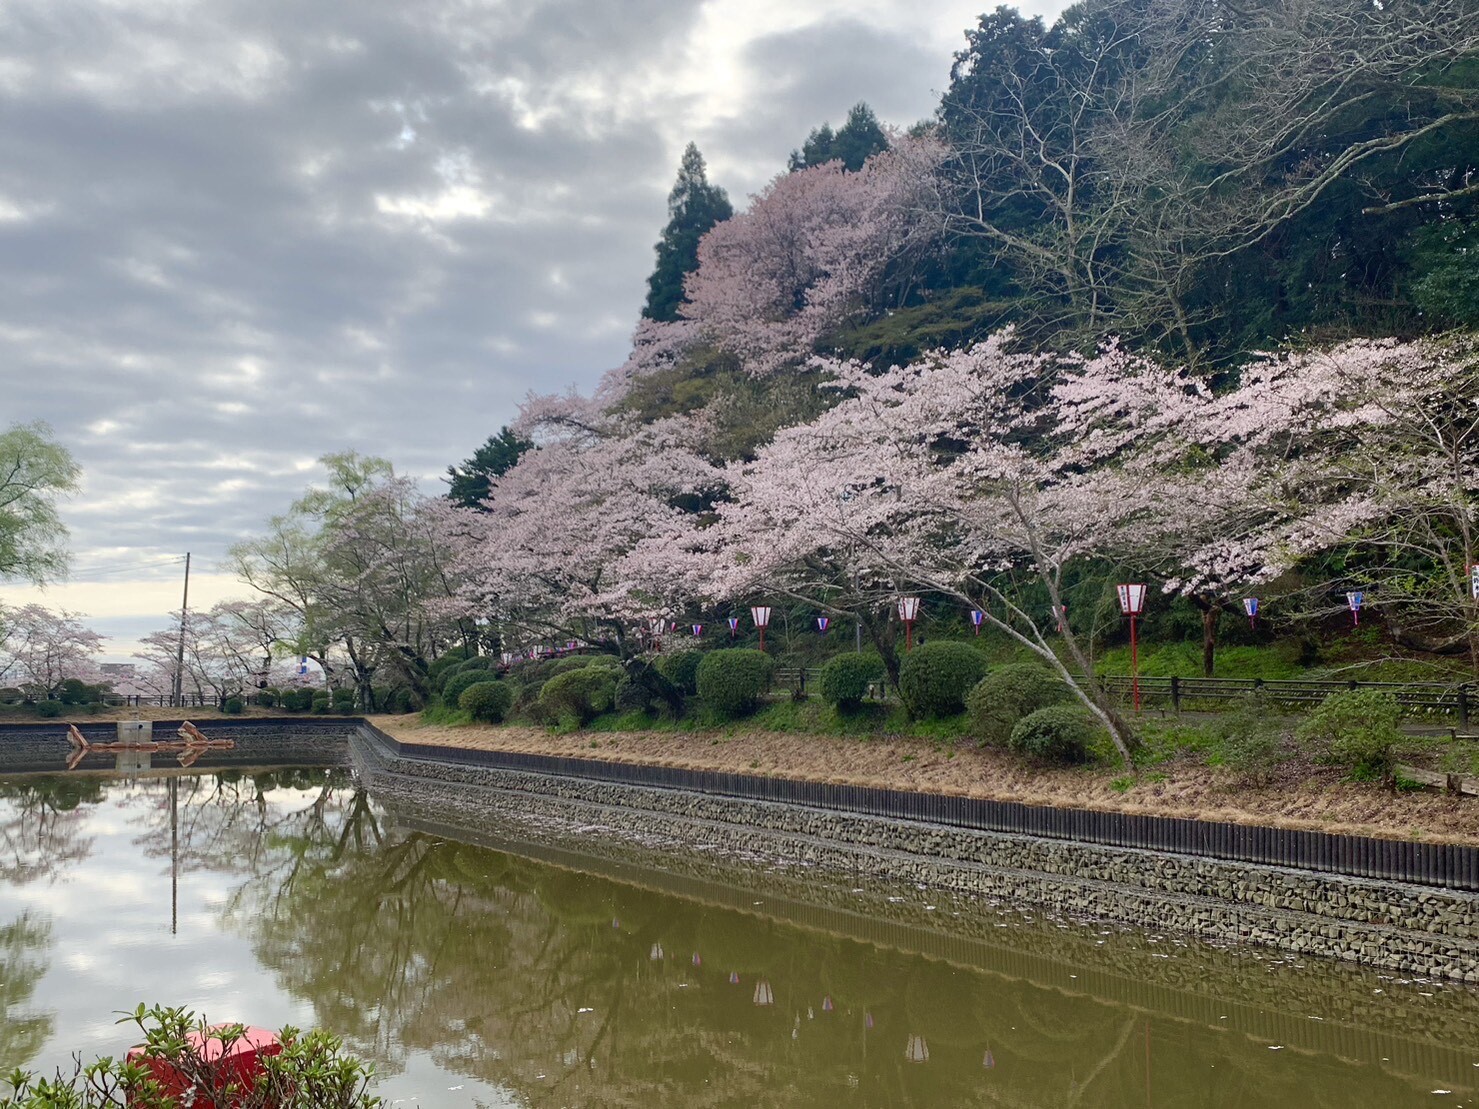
[1,769,1476,1107]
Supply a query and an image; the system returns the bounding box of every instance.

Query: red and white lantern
[751,605,772,650]
[1116,583,1147,712]
[897,596,921,651]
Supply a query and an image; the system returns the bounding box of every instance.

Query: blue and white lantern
[727,616,739,638]
[692,624,703,637]
[969,610,984,636]
[817,616,830,633]
[298,657,308,676]
[1243,597,1259,628]
[1346,590,1364,625]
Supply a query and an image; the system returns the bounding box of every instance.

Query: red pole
[1130,614,1140,713]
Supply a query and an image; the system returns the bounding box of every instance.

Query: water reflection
[1,770,1477,1107]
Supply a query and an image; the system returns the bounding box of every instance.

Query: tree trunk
[1196,597,1221,678]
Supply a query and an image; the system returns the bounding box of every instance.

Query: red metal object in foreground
[127,1025,282,1107]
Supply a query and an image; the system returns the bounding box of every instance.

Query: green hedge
[696,649,774,718]
[1296,689,1404,778]
[442,669,494,709]
[898,642,989,718]
[817,653,884,710]
[1009,705,1101,764]
[656,650,703,695]
[966,663,1072,746]
[460,680,513,723]
[540,666,618,725]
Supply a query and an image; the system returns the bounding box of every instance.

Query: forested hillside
[210,0,1479,740]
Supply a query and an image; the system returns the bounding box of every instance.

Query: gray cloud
[0,0,1070,637]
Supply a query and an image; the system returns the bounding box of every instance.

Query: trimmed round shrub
[381,686,422,713]
[817,653,885,711]
[0,688,24,705]
[254,690,278,708]
[656,650,703,696]
[967,663,1073,746]
[539,666,617,726]
[459,680,513,723]
[428,647,474,691]
[221,697,245,715]
[454,656,495,675]
[695,649,774,719]
[1009,704,1102,764]
[280,688,316,712]
[33,699,63,718]
[57,678,101,705]
[898,642,989,719]
[332,688,357,714]
[1296,689,1404,779]
[310,692,332,715]
[442,669,493,709]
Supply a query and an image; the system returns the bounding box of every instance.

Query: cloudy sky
[0,0,1068,658]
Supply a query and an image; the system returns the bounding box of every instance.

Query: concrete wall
[353,727,1479,982]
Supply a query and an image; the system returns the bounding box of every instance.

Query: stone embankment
[352,724,1479,983]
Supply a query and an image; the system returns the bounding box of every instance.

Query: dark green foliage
[695,649,774,719]
[620,658,684,716]
[441,670,492,709]
[32,699,62,718]
[381,687,422,713]
[459,680,513,723]
[282,688,316,712]
[1296,689,1405,779]
[613,676,650,713]
[310,692,331,715]
[0,687,25,704]
[1,1002,381,1108]
[966,663,1072,746]
[1213,692,1289,784]
[221,697,244,715]
[656,650,703,695]
[817,653,885,711]
[539,667,618,726]
[898,642,989,719]
[254,690,277,708]
[331,688,357,714]
[789,103,889,172]
[643,143,734,322]
[446,426,533,510]
[57,678,104,705]
[428,647,473,690]
[1009,705,1101,764]
[550,655,597,675]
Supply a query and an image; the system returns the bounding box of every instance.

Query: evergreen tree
[446,426,532,510]
[788,103,889,172]
[641,143,733,323]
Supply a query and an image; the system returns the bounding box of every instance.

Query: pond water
[2,768,1478,1107]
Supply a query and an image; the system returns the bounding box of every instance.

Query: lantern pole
[1117,583,1147,713]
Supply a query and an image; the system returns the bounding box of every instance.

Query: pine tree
[642,144,734,323]
[446,426,532,510]
[788,104,889,173]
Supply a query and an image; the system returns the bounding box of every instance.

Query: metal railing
[770,667,1479,723]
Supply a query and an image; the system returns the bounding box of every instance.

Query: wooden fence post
[1170,675,1181,714]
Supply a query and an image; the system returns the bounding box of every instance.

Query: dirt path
[370,715,1479,847]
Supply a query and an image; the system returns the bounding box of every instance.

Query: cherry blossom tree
[1174,335,1479,670]
[450,399,723,651]
[680,134,947,375]
[690,332,1226,763]
[0,605,103,698]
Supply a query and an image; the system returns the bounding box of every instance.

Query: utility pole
[172,552,191,708]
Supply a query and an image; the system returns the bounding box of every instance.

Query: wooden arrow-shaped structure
[64,721,234,770]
